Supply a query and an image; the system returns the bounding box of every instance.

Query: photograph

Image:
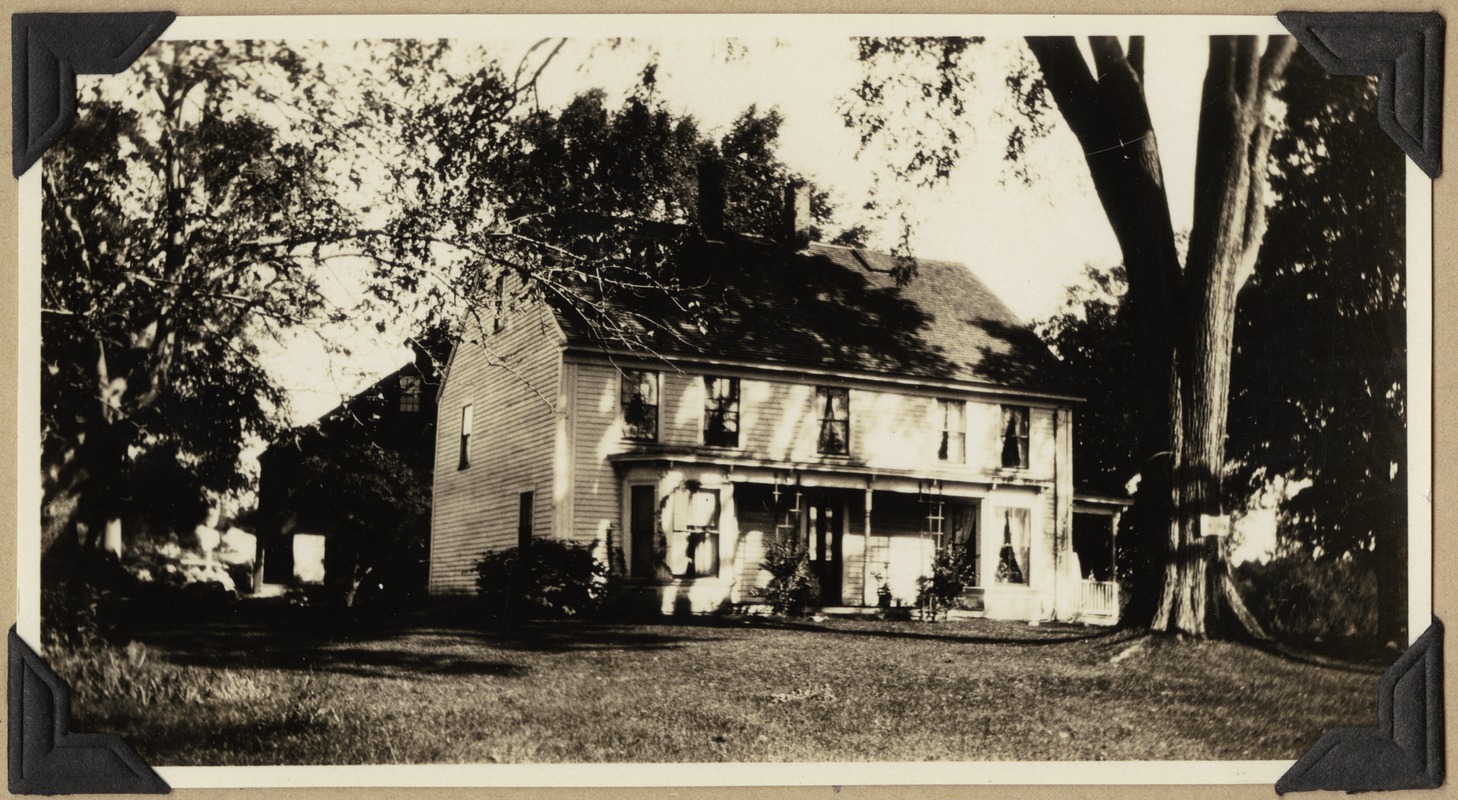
[15,11,1431,787]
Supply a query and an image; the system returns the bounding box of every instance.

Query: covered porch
[610,454,1075,622]
[1069,493,1130,625]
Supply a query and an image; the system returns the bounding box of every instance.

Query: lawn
[59,610,1386,765]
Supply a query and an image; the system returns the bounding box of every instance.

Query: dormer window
[1000,405,1030,469]
[938,399,965,463]
[816,387,850,455]
[621,369,659,442]
[703,377,740,448]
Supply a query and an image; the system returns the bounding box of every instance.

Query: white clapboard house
[428,178,1124,624]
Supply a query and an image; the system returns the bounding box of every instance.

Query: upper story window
[938,399,965,464]
[703,376,741,448]
[816,386,850,455]
[458,403,474,470]
[399,374,422,413]
[621,369,660,442]
[1000,405,1030,469]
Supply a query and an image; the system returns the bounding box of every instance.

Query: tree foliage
[43,39,859,585]
[391,71,859,356]
[1226,55,1406,640]
[41,41,378,556]
[1037,265,1139,496]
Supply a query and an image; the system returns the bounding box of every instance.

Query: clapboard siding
[573,363,1057,479]
[428,290,563,595]
[570,362,623,548]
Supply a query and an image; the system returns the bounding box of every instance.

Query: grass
[57,611,1387,766]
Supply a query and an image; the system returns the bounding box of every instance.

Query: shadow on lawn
[736,615,1134,648]
[155,636,528,680]
[134,615,724,679]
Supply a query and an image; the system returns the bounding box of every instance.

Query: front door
[629,485,658,578]
[807,496,843,605]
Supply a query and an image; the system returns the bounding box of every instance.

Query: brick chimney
[781,180,813,250]
[697,155,726,241]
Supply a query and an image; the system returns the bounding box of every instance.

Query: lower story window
[949,503,978,586]
[994,507,1031,585]
[668,485,721,578]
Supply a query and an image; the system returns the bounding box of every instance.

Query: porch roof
[606,448,1053,493]
[1072,493,1134,514]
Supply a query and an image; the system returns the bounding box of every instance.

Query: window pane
[817,387,850,454]
[459,404,473,469]
[938,400,965,462]
[828,388,849,419]
[704,377,740,447]
[622,370,659,440]
[994,507,1030,585]
[1001,405,1029,468]
[819,420,849,454]
[400,375,421,412]
[688,490,720,529]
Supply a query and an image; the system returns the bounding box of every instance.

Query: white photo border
[12,12,1436,789]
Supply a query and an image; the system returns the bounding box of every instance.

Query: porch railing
[1077,579,1119,618]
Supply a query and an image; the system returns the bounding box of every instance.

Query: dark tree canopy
[1037,265,1139,497]
[1226,54,1406,640]
[41,41,374,554]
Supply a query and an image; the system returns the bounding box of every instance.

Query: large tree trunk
[1025,36,1183,625]
[1028,35,1294,637]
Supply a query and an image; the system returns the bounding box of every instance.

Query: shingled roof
[549,234,1077,398]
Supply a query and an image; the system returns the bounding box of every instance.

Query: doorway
[806,494,843,605]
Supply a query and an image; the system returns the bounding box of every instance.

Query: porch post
[1110,510,1121,582]
[862,480,873,607]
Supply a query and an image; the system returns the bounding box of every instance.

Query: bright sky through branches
[180,34,1218,426]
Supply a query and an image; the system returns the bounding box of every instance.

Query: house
[428,178,1123,624]
[255,330,450,599]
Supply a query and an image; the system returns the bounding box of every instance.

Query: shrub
[473,539,606,621]
[42,541,243,649]
[760,538,819,616]
[916,549,975,619]
[1235,553,1378,643]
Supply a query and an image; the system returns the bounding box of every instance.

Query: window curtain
[669,487,721,578]
[1001,406,1029,468]
[951,504,978,585]
[995,507,1029,584]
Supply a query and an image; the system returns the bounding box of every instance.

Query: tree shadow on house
[964,317,1079,395]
